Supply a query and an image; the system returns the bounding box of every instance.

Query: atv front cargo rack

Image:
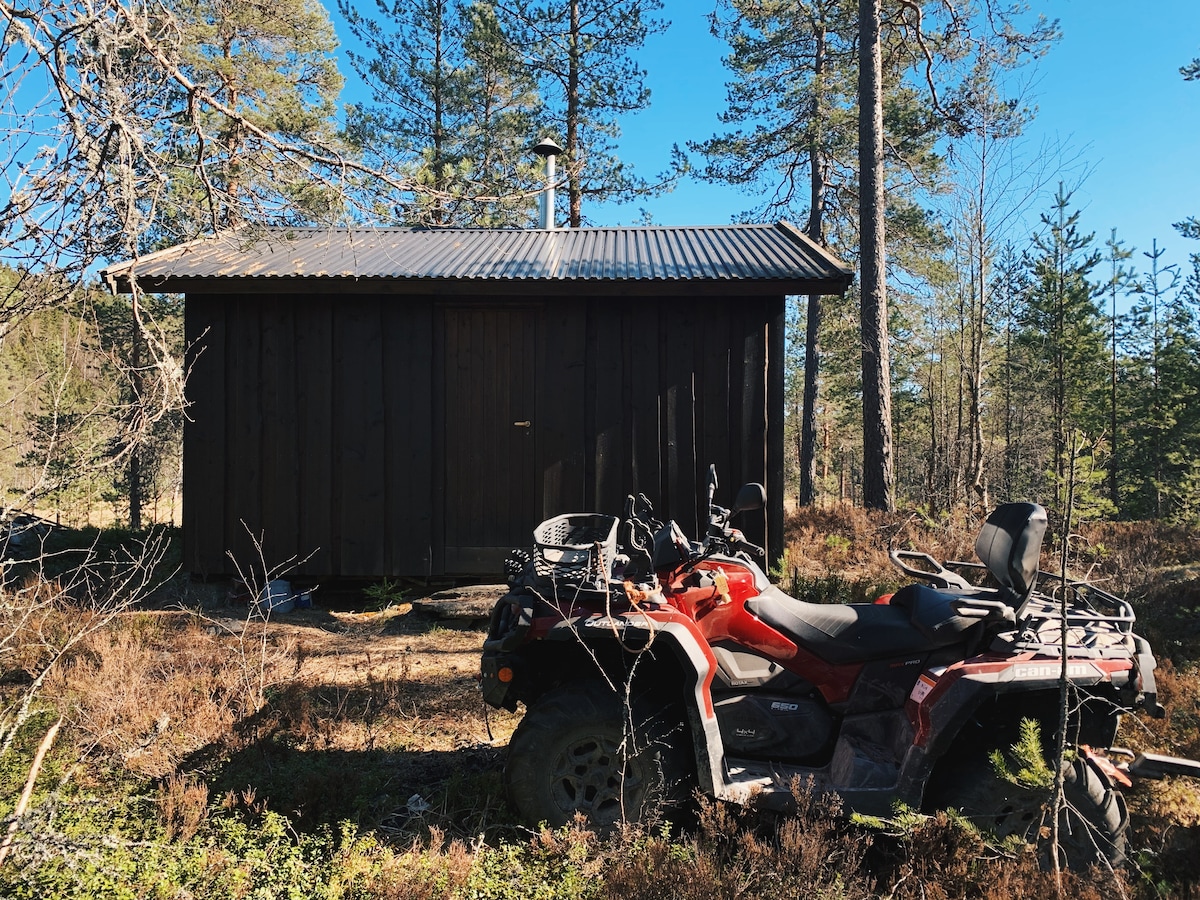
[532,513,619,590]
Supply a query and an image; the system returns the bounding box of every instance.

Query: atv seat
[746,584,986,665]
[747,503,1049,665]
[974,501,1047,607]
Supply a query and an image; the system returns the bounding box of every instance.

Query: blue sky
[331,1,1199,278]
[588,0,1200,279]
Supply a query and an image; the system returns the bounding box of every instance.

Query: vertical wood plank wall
[183,290,783,578]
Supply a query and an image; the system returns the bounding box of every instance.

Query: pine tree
[867,2,1056,512]
[1,0,364,281]
[90,291,185,528]
[1101,230,1136,510]
[1148,296,1200,523]
[342,0,542,226]
[4,292,117,522]
[165,0,345,235]
[938,46,1059,512]
[1182,50,1200,81]
[459,2,545,225]
[1135,53,1200,520]
[498,0,674,226]
[695,0,949,508]
[991,244,1037,500]
[1121,242,1191,519]
[1018,186,1108,512]
[692,0,858,225]
[692,0,858,507]
[858,0,892,510]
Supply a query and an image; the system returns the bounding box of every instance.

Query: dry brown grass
[593,783,1137,900]
[784,501,1200,596]
[782,502,993,586]
[43,612,299,776]
[158,771,210,842]
[23,593,521,842]
[41,601,518,760]
[0,576,123,685]
[4,513,1199,897]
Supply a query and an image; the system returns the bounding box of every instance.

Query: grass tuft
[0,522,1198,897]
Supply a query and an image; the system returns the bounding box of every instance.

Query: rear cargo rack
[1009,576,1137,657]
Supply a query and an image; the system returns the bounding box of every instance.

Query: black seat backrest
[975,502,1048,601]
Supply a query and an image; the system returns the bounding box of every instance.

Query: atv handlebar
[728,530,765,559]
[623,468,767,572]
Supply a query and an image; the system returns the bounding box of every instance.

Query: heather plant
[0,516,1197,897]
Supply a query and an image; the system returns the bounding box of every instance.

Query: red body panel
[661,559,864,705]
[664,561,796,657]
[530,600,724,717]
[906,652,1135,747]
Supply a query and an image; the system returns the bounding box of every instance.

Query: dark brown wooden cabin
[102,224,852,581]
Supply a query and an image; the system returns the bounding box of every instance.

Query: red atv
[481,467,1199,866]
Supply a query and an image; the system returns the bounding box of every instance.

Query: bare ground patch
[39,585,522,836]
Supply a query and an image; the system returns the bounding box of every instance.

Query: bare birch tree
[0,0,458,522]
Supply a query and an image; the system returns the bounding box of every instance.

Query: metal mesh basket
[533,513,619,586]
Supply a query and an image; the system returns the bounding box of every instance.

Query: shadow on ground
[177,674,514,840]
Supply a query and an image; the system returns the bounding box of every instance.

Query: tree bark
[799,292,822,505]
[967,144,989,511]
[129,309,143,530]
[799,21,829,507]
[566,0,582,227]
[858,0,894,510]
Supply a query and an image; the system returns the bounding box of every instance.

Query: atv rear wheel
[505,680,693,829]
[928,754,1128,868]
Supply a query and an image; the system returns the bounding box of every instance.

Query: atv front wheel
[928,754,1128,868]
[505,680,693,829]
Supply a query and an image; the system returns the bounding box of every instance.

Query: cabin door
[440,305,539,574]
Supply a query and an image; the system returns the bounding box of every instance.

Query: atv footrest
[722,758,904,817]
[1127,752,1200,781]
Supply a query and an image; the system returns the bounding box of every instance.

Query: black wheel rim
[548,733,642,824]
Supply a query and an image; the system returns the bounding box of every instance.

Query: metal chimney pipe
[532,137,563,229]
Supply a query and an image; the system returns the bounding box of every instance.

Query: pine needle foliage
[989,716,1056,791]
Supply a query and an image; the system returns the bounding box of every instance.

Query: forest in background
[0,0,1197,532]
[1,4,1199,897]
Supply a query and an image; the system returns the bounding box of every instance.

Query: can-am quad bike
[481,467,1200,866]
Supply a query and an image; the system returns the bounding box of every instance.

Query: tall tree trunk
[1002,264,1017,497]
[858,0,893,510]
[1151,247,1162,517]
[1109,231,1119,510]
[953,284,967,505]
[431,3,449,226]
[968,184,988,510]
[799,21,829,508]
[129,304,143,530]
[128,450,142,530]
[221,40,242,229]
[924,352,941,515]
[799,292,822,505]
[566,0,582,227]
[1053,228,1067,502]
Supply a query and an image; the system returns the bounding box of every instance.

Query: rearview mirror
[733,483,766,514]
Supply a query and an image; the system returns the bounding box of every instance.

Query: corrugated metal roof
[101,222,854,292]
